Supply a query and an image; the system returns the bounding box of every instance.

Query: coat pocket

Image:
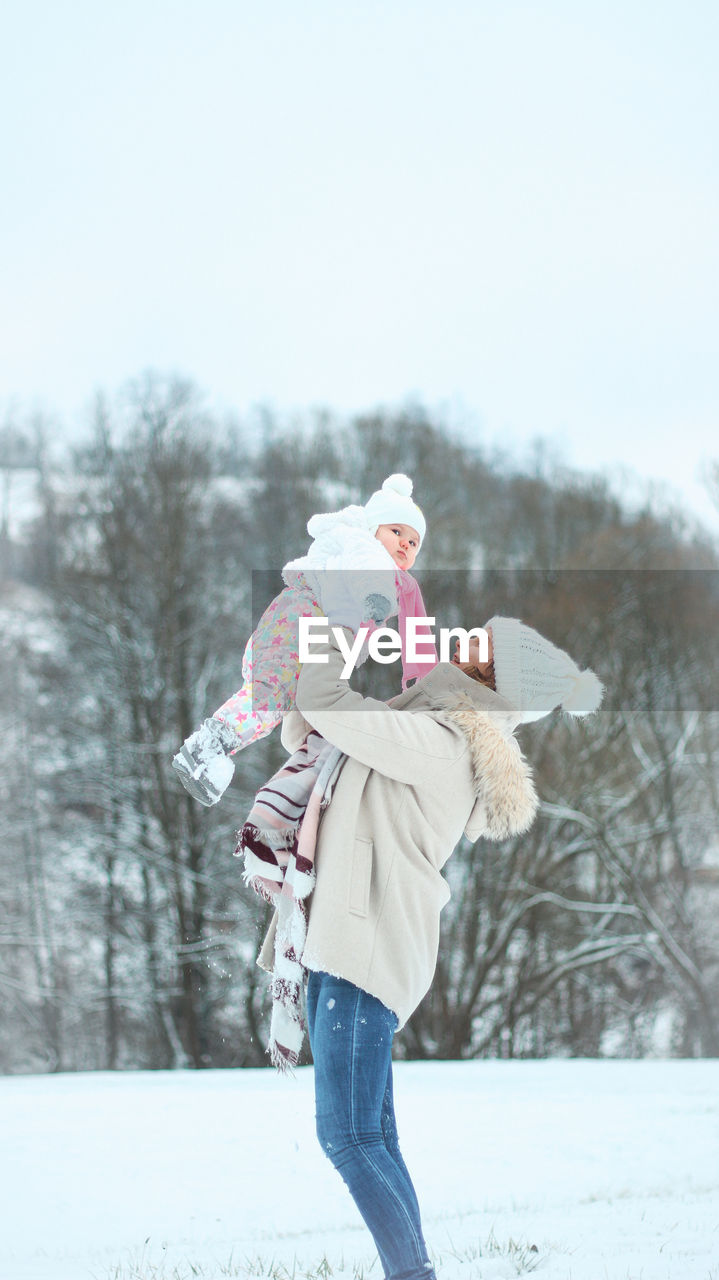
[349,837,373,917]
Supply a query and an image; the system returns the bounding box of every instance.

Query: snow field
[1,1059,718,1280]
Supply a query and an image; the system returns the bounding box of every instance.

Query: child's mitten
[172,717,238,806]
[363,592,393,625]
[320,572,394,632]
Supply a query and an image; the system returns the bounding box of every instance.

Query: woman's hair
[464,659,496,691]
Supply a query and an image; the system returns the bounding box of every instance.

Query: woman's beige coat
[257,628,538,1028]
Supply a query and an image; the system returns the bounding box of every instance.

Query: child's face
[375,523,420,569]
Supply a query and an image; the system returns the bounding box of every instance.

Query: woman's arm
[294,627,464,786]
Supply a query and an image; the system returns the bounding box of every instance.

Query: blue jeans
[306,971,436,1280]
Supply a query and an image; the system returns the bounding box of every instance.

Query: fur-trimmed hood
[437,687,539,841]
[388,663,539,842]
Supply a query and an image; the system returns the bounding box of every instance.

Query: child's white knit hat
[486,616,604,723]
[364,474,426,544]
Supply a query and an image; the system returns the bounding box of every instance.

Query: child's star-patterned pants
[213,578,324,752]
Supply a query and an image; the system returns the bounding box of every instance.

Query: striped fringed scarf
[235,730,345,1071]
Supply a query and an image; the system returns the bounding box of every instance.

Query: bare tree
[3,397,718,1070]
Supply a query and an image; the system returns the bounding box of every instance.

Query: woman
[254,615,603,1280]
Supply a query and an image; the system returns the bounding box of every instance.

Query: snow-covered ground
[2,1060,718,1280]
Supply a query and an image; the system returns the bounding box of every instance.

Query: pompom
[562,669,604,716]
[382,473,413,497]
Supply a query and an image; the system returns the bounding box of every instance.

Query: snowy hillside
[2,1059,718,1280]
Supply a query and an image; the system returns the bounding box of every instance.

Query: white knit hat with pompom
[486,616,604,723]
[364,473,426,544]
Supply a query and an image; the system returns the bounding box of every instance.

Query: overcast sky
[2,1,718,529]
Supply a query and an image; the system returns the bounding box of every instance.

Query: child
[172,473,436,806]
